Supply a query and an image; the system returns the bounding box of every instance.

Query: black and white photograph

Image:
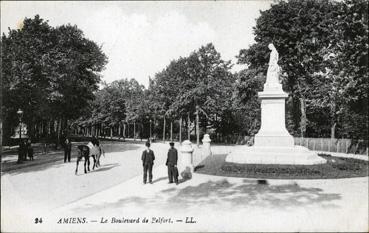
[1,0,368,232]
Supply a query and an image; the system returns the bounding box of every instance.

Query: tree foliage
[77,78,145,127]
[147,43,235,137]
[2,15,107,143]
[237,0,368,139]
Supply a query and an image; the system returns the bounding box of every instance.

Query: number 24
[35,218,43,224]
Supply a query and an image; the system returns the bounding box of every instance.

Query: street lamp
[17,108,23,163]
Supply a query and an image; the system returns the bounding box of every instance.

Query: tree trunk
[196,106,199,146]
[56,118,62,149]
[134,122,136,141]
[299,97,307,138]
[179,117,182,144]
[163,117,166,142]
[204,117,207,134]
[330,100,337,139]
[149,121,152,139]
[187,112,190,140]
[153,116,156,139]
[63,117,67,136]
[331,123,336,139]
[170,121,173,142]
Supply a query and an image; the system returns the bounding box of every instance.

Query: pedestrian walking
[166,142,179,185]
[141,141,155,184]
[64,138,72,162]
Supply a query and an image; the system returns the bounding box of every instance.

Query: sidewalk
[43,165,368,232]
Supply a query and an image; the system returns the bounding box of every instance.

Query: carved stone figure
[266,43,281,84]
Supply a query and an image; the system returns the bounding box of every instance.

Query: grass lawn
[195,154,369,179]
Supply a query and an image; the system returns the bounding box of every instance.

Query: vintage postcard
[1,1,368,232]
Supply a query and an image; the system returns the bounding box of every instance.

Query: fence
[294,137,368,155]
[211,135,368,155]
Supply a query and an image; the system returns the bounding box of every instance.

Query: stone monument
[226,44,326,165]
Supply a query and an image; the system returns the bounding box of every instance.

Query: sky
[1,1,272,87]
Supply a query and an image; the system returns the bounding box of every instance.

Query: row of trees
[75,43,236,143]
[2,0,368,146]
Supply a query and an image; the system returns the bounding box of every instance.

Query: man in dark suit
[64,138,72,163]
[166,142,179,185]
[141,141,155,184]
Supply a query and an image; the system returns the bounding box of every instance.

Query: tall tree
[237,0,368,139]
[1,15,107,144]
[148,43,235,140]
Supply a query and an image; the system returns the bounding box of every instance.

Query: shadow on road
[164,179,341,210]
[73,178,341,213]
[152,177,167,184]
[92,163,121,173]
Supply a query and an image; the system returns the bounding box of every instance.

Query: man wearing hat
[141,141,155,184]
[166,142,179,185]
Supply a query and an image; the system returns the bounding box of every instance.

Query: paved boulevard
[1,142,169,211]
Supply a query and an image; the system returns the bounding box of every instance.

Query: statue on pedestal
[225,43,326,165]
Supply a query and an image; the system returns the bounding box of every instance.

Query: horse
[75,145,92,174]
[75,143,102,174]
[75,145,95,175]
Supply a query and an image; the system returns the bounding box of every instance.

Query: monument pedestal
[226,79,326,165]
[254,90,294,147]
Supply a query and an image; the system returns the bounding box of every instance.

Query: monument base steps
[225,145,326,165]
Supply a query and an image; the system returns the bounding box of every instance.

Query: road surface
[1,141,170,211]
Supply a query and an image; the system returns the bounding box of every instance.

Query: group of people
[141,141,179,185]
[19,137,72,162]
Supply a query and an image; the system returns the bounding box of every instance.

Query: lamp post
[17,108,23,163]
[133,121,136,141]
